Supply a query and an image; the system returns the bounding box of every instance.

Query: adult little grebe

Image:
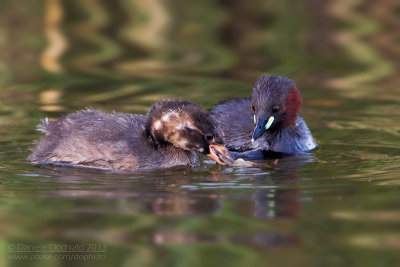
[28,99,234,171]
[210,75,317,157]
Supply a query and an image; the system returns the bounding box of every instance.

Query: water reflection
[39,88,64,112]
[41,0,67,73]
[147,194,221,216]
[252,188,301,219]
[1,0,400,265]
[1,0,399,92]
[20,158,307,250]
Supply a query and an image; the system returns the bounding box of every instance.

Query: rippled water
[1,0,400,266]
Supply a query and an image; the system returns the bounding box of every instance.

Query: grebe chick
[28,99,234,171]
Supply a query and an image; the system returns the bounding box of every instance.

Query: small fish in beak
[208,144,235,166]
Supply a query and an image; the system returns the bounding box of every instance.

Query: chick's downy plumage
[28,99,233,171]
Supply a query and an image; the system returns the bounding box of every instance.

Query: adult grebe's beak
[208,144,235,166]
[252,115,274,142]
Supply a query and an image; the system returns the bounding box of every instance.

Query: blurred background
[1,0,400,266]
[1,0,399,107]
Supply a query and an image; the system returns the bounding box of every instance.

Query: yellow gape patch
[265,116,274,130]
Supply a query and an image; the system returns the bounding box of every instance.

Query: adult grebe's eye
[253,115,257,125]
[205,133,214,141]
[272,105,280,113]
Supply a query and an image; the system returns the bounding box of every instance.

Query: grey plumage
[209,75,317,156]
[27,99,226,171]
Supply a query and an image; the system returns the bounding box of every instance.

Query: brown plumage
[28,99,234,171]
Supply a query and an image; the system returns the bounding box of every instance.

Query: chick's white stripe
[161,111,179,122]
[154,120,162,130]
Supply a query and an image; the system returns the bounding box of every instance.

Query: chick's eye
[251,104,255,113]
[205,133,214,141]
[272,106,280,113]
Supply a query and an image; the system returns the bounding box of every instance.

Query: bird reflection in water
[34,156,311,249]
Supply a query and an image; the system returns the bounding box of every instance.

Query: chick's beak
[208,144,235,166]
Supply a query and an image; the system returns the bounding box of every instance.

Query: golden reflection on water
[39,88,64,111]
[40,0,68,73]
[0,0,398,96]
[348,234,400,249]
[332,211,400,222]
[324,0,393,94]
[126,0,169,49]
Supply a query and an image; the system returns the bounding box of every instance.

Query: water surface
[1,0,400,266]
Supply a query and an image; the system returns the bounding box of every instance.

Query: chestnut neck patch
[283,86,302,126]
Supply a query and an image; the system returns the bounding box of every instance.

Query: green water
[1,0,400,266]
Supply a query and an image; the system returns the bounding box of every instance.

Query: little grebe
[28,99,234,171]
[210,75,317,156]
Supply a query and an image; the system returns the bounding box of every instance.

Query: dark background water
[1,0,400,266]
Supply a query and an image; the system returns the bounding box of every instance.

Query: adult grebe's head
[251,75,302,141]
